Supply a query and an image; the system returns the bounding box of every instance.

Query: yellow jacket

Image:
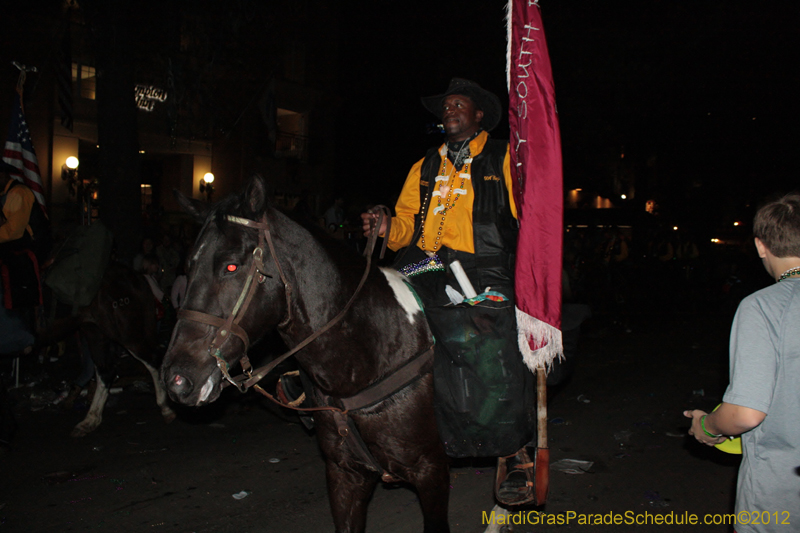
[387,131,517,253]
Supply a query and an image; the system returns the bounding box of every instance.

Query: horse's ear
[244,174,268,216]
[173,189,209,223]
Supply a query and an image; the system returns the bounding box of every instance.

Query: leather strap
[234,205,393,390]
[177,309,251,352]
[340,346,433,411]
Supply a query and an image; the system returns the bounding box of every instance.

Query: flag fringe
[516,307,562,372]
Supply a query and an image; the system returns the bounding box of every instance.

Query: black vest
[415,138,518,290]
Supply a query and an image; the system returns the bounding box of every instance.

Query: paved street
[1,306,744,532]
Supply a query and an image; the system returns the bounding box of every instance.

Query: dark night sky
[5,0,797,229]
[335,1,800,224]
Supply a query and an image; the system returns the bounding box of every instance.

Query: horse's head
[161,176,289,406]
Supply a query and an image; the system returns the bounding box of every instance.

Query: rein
[177,205,436,479]
[177,205,393,400]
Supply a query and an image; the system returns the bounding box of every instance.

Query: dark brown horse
[36,262,175,437]
[160,177,450,533]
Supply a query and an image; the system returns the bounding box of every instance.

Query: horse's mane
[213,188,254,223]
[209,187,314,234]
[198,180,368,269]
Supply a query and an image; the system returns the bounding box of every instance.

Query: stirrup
[495,447,535,506]
[276,370,307,408]
[276,371,315,430]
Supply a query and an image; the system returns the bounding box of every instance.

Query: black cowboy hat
[421,77,503,132]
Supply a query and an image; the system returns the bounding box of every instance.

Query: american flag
[3,93,47,214]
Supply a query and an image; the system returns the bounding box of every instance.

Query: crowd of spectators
[563,221,767,330]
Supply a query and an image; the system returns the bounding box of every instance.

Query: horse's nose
[166,371,194,398]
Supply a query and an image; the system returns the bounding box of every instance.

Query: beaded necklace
[778,265,800,282]
[420,142,472,252]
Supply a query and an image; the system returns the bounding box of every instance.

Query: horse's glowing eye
[227,264,238,272]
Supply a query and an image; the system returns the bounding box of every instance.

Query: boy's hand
[683,409,727,446]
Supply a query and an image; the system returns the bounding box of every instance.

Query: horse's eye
[226,264,238,272]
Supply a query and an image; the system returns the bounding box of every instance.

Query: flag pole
[507,0,564,505]
[12,62,38,109]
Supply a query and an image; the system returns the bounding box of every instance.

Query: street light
[200,172,215,202]
[62,156,80,196]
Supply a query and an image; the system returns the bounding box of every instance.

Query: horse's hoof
[70,425,93,438]
[162,409,177,424]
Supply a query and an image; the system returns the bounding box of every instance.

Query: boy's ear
[754,237,768,259]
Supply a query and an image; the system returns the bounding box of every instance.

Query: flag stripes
[4,93,47,213]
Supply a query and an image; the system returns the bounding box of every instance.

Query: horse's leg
[70,325,112,437]
[410,458,451,533]
[128,351,176,424]
[92,266,175,423]
[325,460,379,533]
[71,366,109,437]
[315,416,378,533]
[377,380,451,532]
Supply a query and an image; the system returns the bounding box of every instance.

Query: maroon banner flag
[3,93,47,214]
[507,0,563,371]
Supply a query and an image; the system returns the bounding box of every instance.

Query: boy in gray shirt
[684,192,800,532]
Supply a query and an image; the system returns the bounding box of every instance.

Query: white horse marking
[198,375,215,405]
[192,241,207,262]
[381,268,422,325]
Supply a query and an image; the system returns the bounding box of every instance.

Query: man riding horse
[361,78,537,505]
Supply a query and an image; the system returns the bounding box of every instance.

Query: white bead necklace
[420,143,471,252]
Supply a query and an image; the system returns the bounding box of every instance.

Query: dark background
[4,1,798,237]
[336,1,799,229]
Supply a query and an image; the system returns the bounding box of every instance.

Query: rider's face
[441,95,483,142]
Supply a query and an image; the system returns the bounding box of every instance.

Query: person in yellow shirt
[361,78,536,506]
[0,161,35,246]
[362,78,518,304]
[0,160,36,353]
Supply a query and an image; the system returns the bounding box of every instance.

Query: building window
[276,109,308,160]
[141,183,153,213]
[72,62,97,100]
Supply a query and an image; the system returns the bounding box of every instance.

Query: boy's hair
[753,192,800,258]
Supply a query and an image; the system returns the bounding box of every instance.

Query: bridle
[176,205,435,476]
[176,206,391,395]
